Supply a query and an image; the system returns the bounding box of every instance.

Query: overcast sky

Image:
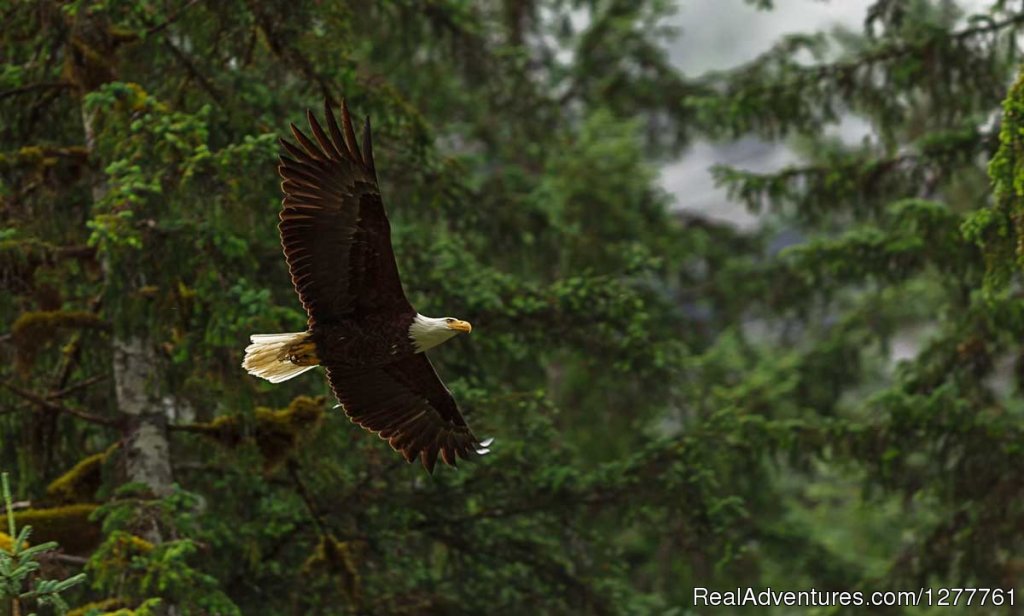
[658,0,985,227]
[668,0,874,75]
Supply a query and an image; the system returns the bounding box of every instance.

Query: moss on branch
[13,503,101,554]
[11,310,109,373]
[176,395,326,471]
[46,444,119,504]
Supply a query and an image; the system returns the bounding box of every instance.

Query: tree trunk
[111,338,174,497]
[75,17,174,502]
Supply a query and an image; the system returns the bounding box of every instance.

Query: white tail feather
[242,331,317,383]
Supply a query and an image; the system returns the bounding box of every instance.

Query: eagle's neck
[409,314,458,352]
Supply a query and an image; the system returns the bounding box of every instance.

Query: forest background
[4,0,1024,614]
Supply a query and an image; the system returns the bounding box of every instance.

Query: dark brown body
[311,312,417,368]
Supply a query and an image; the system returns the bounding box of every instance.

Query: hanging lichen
[62,12,138,93]
[13,503,101,554]
[11,309,109,373]
[95,604,162,616]
[253,395,326,470]
[68,598,162,616]
[0,145,89,171]
[46,444,120,504]
[177,396,326,472]
[177,413,244,448]
[301,534,363,609]
[67,598,128,616]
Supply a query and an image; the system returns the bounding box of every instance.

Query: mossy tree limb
[10,310,108,374]
[173,396,326,472]
[964,64,1024,289]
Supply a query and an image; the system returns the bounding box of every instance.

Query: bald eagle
[243,100,490,472]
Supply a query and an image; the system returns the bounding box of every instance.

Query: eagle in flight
[243,100,490,472]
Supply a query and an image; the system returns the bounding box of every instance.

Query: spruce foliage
[2,0,1024,613]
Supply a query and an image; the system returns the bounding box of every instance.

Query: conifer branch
[144,0,204,37]
[0,82,74,102]
[48,293,105,396]
[244,0,336,104]
[0,381,120,427]
[711,13,1024,95]
[47,374,109,400]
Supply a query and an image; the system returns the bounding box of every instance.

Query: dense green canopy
[2,0,1024,614]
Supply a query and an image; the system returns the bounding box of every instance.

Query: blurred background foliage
[3,0,1024,613]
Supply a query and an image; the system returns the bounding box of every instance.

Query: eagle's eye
[446,318,454,323]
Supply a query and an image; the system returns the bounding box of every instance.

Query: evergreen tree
[1,0,1024,614]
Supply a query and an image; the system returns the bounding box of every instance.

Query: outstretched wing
[326,354,489,472]
[277,101,411,325]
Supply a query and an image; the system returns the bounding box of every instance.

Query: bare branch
[47,374,110,400]
[161,39,225,104]
[145,0,205,37]
[0,81,74,102]
[1,380,120,427]
[287,460,327,536]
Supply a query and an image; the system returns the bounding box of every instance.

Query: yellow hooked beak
[447,319,472,334]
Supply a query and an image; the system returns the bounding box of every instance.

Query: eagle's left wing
[326,354,489,472]
[278,101,412,325]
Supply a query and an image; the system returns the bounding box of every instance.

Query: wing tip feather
[339,98,364,164]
